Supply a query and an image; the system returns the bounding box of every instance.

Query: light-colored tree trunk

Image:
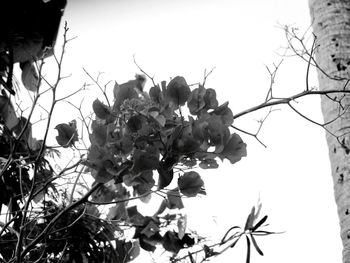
[309,1,350,262]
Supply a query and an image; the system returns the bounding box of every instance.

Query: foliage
[0,56,278,262]
[0,23,285,263]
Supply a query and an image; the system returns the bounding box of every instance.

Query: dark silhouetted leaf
[203,244,219,258]
[251,230,277,236]
[92,99,110,119]
[166,76,191,107]
[0,96,18,130]
[90,121,107,146]
[246,235,251,263]
[250,234,264,256]
[113,81,138,110]
[221,226,240,244]
[21,61,39,92]
[127,206,145,225]
[204,88,218,109]
[174,123,203,153]
[163,231,182,254]
[167,188,184,209]
[107,203,127,221]
[180,233,195,247]
[127,240,140,261]
[219,133,247,164]
[205,116,230,153]
[157,165,174,190]
[199,158,219,169]
[132,171,155,201]
[252,215,268,231]
[244,207,255,231]
[132,147,159,173]
[230,237,241,248]
[127,115,144,132]
[139,236,157,252]
[178,171,204,197]
[212,101,234,126]
[55,120,78,147]
[187,86,206,115]
[149,85,161,103]
[141,220,160,238]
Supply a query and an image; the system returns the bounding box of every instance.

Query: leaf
[90,121,107,146]
[127,115,144,132]
[187,86,206,115]
[87,144,110,168]
[132,147,159,173]
[110,133,133,156]
[127,240,141,261]
[141,220,160,238]
[167,188,184,209]
[20,61,39,92]
[127,206,145,225]
[212,101,234,126]
[230,237,241,248]
[55,120,78,147]
[250,234,264,256]
[203,244,219,257]
[139,236,157,252]
[113,81,138,110]
[166,76,191,107]
[0,96,18,130]
[177,214,187,239]
[221,226,240,244]
[157,165,174,190]
[219,133,247,164]
[203,88,218,109]
[178,171,204,197]
[132,171,155,200]
[148,110,166,126]
[162,231,183,254]
[246,235,251,263]
[244,206,255,231]
[174,124,202,153]
[179,233,195,247]
[107,203,127,221]
[92,99,110,119]
[199,158,219,169]
[252,215,268,231]
[149,85,161,103]
[251,230,277,236]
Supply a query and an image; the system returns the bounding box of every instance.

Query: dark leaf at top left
[55,120,78,147]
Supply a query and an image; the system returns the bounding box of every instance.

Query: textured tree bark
[309,1,350,262]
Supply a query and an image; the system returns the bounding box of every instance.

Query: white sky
[38,0,342,262]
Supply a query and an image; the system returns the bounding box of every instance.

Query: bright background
[38,0,342,262]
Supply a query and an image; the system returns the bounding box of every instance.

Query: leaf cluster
[0,73,256,263]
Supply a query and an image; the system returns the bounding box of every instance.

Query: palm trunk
[309,1,350,262]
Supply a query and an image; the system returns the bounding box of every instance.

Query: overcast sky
[42,1,343,262]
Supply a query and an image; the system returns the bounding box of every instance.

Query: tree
[309,1,350,262]
[0,20,275,263]
[2,1,349,263]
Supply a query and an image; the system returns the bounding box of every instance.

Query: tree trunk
[309,1,350,262]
